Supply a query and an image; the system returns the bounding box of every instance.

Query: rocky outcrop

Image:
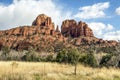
[78,21,94,37]
[0,14,118,51]
[32,14,54,30]
[0,14,64,50]
[61,20,94,38]
[32,14,55,35]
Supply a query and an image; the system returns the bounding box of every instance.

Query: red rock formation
[55,25,60,32]
[32,14,54,29]
[0,14,118,50]
[61,20,77,37]
[61,20,94,37]
[78,21,93,37]
[0,14,65,50]
[32,14,55,35]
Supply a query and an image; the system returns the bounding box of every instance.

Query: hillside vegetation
[0,45,120,68]
[0,61,120,80]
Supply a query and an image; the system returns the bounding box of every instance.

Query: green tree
[56,48,80,75]
[79,53,97,67]
[68,48,80,75]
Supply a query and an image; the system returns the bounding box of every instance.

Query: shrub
[118,61,120,68]
[46,55,55,62]
[21,49,39,61]
[97,47,116,54]
[54,42,66,52]
[46,46,54,52]
[79,53,97,67]
[100,54,112,67]
[56,48,68,63]
[0,46,11,60]
[56,48,80,64]
[1,46,10,56]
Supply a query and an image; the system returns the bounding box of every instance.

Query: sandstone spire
[55,25,60,32]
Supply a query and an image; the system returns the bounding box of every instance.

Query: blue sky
[0,0,12,5]
[0,0,120,40]
[59,0,120,29]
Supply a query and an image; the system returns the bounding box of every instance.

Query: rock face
[61,19,117,47]
[0,14,118,51]
[32,14,55,35]
[0,14,65,50]
[32,14,54,30]
[61,20,94,37]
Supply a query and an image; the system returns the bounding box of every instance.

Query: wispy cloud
[74,2,110,19]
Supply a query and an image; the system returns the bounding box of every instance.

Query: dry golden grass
[0,61,120,80]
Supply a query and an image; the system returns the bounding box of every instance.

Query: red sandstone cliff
[0,14,65,50]
[0,14,117,50]
[61,20,94,37]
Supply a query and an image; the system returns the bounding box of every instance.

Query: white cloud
[115,7,120,15]
[74,2,109,19]
[103,31,120,41]
[107,24,114,31]
[0,0,72,30]
[88,22,120,41]
[88,22,114,38]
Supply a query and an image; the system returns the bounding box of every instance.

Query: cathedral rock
[0,14,117,50]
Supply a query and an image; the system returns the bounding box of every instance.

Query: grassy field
[0,61,120,80]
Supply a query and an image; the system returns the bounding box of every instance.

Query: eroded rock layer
[0,14,117,50]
